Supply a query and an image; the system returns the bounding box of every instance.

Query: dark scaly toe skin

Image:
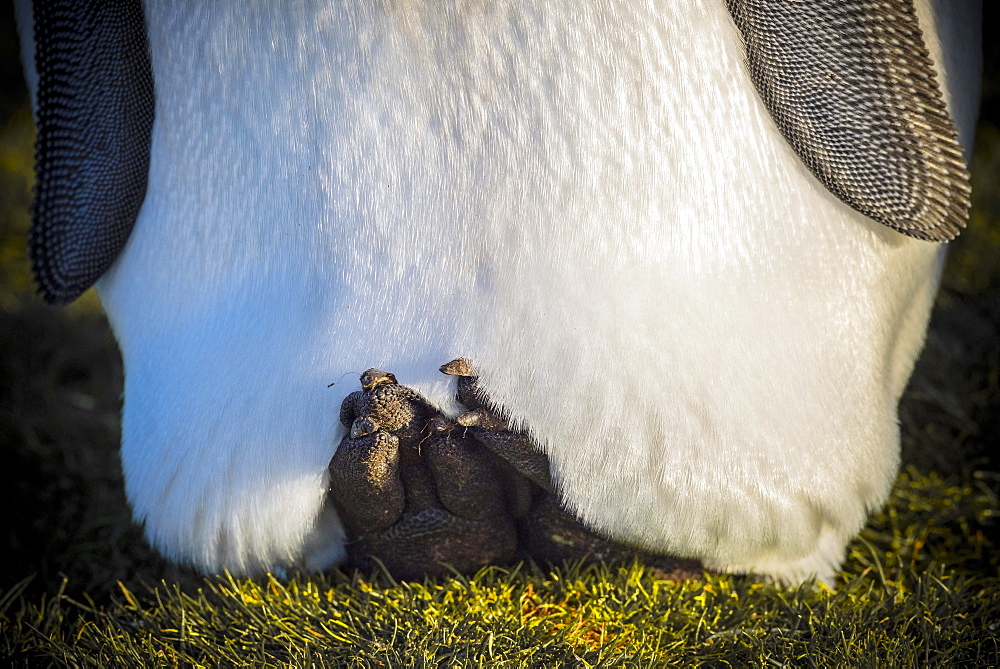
[327,430,404,534]
[457,409,554,492]
[421,420,507,520]
[328,369,518,579]
[439,358,704,578]
[520,495,644,563]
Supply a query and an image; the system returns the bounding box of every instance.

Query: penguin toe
[421,430,508,520]
[440,359,554,491]
[519,495,702,578]
[327,430,405,535]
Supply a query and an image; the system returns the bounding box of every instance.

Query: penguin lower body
[62,0,976,583]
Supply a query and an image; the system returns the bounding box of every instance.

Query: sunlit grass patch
[2,460,997,665]
[4,543,997,665]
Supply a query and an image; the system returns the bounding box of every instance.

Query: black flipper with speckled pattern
[726,0,971,241]
[30,0,154,304]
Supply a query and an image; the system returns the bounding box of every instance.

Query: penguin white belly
[95,0,955,581]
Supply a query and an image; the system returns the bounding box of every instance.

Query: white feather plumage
[15,0,981,583]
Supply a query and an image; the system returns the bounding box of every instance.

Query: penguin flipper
[28,0,154,304]
[726,0,971,242]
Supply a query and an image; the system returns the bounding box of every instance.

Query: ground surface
[1,5,998,666]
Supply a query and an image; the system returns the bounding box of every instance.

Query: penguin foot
[328,364,701,580]
[439,359,703,580]
[328,368,520,579]
[439,357,554,492]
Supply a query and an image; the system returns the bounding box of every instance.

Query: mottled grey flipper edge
[727,0,972,242]
[30,0,154,304]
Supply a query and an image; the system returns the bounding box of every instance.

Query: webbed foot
[441,359,702,578]
[328,369,520,579]
[328,363,702,580]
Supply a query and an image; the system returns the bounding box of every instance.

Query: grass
[0,478,997,665]
[2,6,999,664]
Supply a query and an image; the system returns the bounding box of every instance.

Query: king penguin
[14,0,981,584]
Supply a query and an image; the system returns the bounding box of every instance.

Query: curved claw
[439,358,474,377]
[440,357,485,410]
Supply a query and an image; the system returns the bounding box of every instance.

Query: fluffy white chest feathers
[49,0,977,582]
